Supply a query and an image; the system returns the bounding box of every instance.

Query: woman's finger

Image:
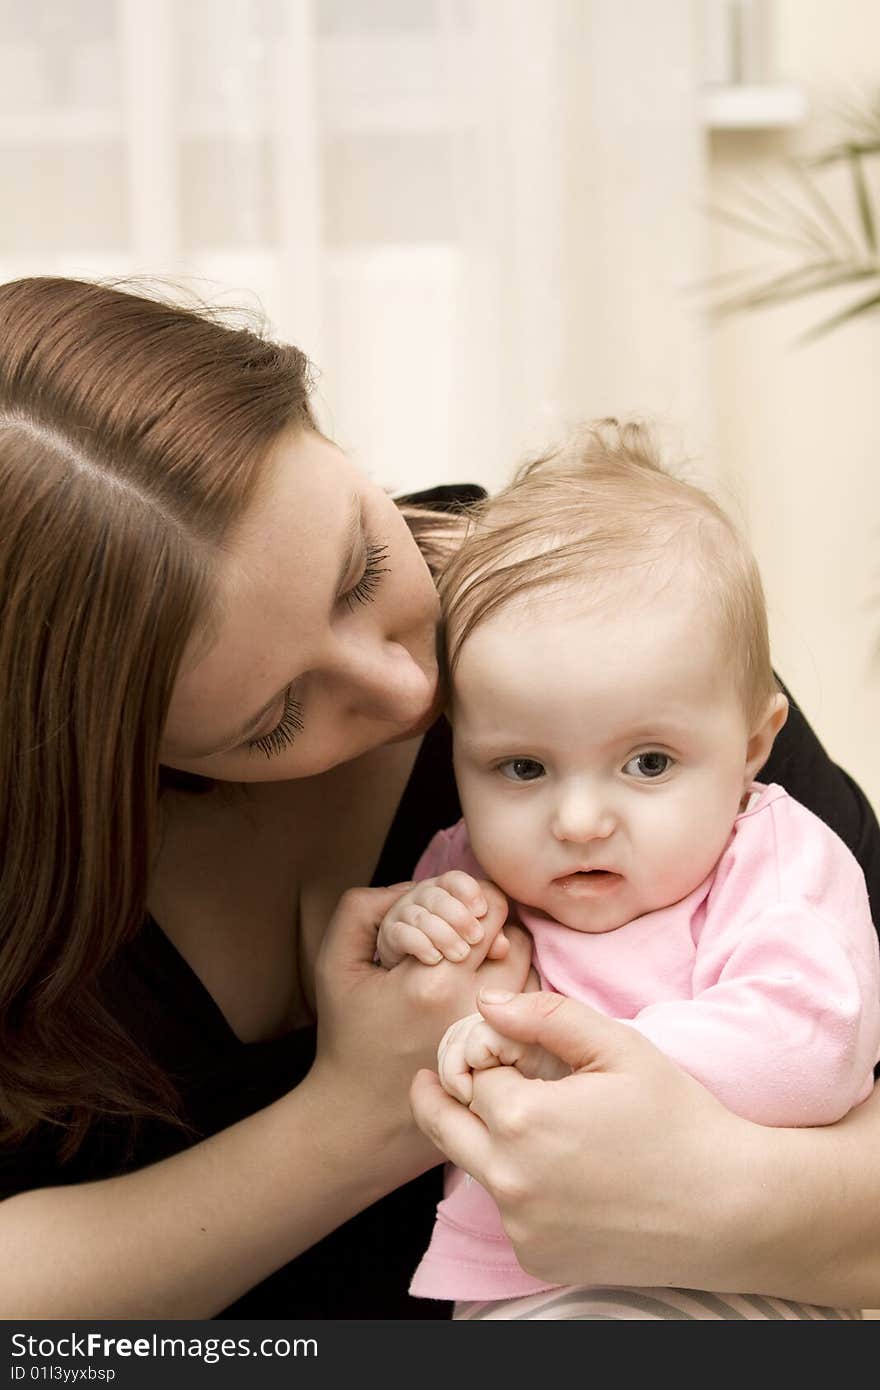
[409,1069,494,1180]
[464,1054,538,1128]
[485,931,510,961]
[472,922,531,981]
[475,989,657,1074]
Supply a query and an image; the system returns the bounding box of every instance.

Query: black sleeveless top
[2,488,880,1318]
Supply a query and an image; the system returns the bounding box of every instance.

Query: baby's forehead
[451,605,743,757]
[441,503,747,702]
[455,576,719,686]
[468,550,709,634]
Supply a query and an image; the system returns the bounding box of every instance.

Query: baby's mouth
[553,869,623,894]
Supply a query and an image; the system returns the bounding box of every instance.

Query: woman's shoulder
[395,482,487,510]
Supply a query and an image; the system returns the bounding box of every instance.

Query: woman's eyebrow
[201,491,363,756]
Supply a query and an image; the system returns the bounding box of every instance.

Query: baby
[377,420,880,1321]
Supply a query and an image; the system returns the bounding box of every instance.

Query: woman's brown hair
[0,276,320,1158]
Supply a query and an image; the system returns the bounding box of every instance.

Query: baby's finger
[463,1022,526,1072]
[433,870,489,917]
[437,1016,481,1104]
[380,921,439,966]
[437,1013,483,1059]
[396,904,474,963]
[410,1068,495,1181]
[439,1054,474,1106]
[413,885,486,947]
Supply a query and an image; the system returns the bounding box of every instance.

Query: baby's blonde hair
[439,419,778,728]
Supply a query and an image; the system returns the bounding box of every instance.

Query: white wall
[708,0,880,811]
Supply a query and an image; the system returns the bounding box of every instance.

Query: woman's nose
[551,784,616,843]
[337,635,434,724]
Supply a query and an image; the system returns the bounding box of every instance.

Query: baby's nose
[551,785,616,843]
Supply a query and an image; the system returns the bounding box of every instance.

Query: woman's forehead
[177,432,353,665]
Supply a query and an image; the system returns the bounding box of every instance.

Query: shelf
[702,84,808,131]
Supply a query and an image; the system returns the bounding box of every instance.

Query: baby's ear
[744,692,789,785]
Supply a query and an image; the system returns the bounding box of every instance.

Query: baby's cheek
[649,811,724,899]
[498,855,542,909]
[468,821,523,891]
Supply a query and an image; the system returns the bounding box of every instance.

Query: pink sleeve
[412,821,469,882]
[629,901,880,1126]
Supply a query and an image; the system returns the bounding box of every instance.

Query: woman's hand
[311,884,534,1177]
[410,990,756,1290]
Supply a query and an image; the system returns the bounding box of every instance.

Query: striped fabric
[454,1288,862,1320]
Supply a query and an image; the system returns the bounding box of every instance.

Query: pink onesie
[409,783,880,1301]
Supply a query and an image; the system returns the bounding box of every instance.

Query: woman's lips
[553,870,623,896]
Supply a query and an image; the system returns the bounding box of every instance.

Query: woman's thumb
[320,883,413,972]
[476,989,650,1073]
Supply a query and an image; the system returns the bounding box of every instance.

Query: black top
[2,485,880,1319]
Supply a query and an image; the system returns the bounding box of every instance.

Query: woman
[0,276,877,1318]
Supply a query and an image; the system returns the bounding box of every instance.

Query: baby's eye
[622,752,673,780]
[497,758,545,782]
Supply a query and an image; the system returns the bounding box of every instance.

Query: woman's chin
[390,678,447,744]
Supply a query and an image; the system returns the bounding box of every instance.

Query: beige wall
[708,0,880,814]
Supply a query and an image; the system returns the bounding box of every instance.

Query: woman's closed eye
[246,536,391,760]
[343,540,390,611]
[247,686,304,759]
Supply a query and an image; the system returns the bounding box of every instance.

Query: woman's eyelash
[247,687,304,760]
[343,541,390,611]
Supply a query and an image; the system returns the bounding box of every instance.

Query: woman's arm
[1,1067,416,1319]
[0,887,532,1318]
[411,991,880,1308]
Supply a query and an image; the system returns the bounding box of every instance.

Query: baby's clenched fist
[376,871,510,969]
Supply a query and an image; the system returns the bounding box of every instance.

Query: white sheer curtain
[0,0,712,494]
[437,0,713,491]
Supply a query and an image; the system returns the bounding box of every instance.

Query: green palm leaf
[708,95,880,339]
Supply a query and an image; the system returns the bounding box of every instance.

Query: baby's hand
[437,1010,571,1105]
[376,871,509,969]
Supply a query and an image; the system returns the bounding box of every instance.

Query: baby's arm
[629,901,880,1127]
